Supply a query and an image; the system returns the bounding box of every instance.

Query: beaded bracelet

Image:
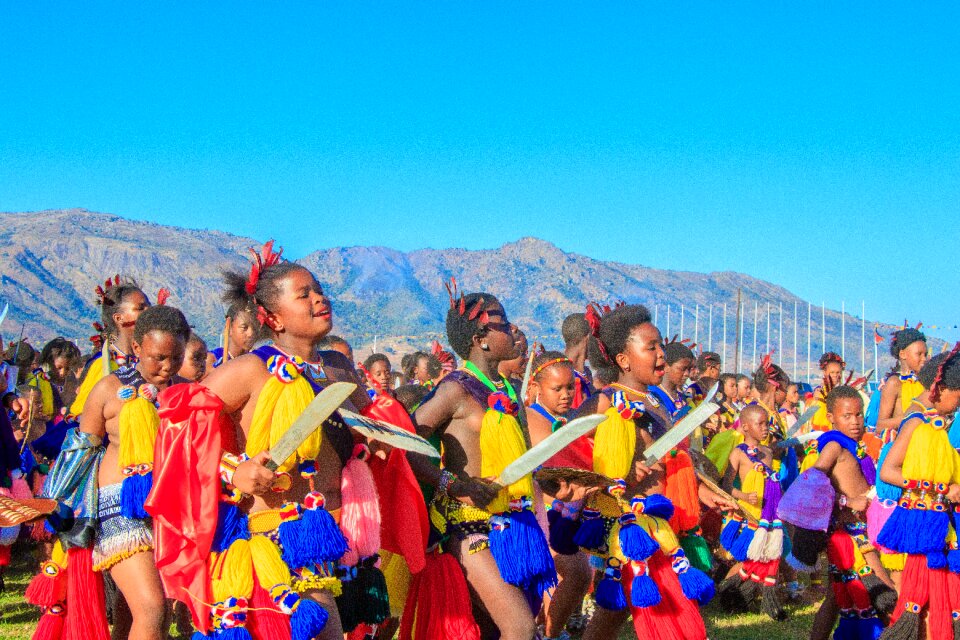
[438,469,457,497]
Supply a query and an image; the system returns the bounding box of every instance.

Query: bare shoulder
[202,353,267,410]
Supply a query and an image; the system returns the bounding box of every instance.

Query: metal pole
[667,305,671,339]
[778,301,783,362]
[752,300,759,370]
[821,302,826,355]
[694,303,699,347]
[874,332,879,384]
[654,304,658,331]
[793,300,798,381]
[807,302,812,383]
[841,301,846,361]
[733,287,743,373]
[766,302,771,354]
[722,302,727,370]
[861,300,866,374]
[680,304,685,341]
[708,304,714,352]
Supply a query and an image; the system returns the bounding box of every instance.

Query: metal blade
[337,409,441,458]
[101,336,111,379]
[785,403,820,439]
[644,382,720,466]
[0,303,9,331]
[265,382,357,471]
[497,413,605,486]
[518,349,536,409]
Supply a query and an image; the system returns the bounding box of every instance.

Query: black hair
[318,335,349,350]
[226,299,260,323]
[890,328,926,359]
[532,350,573,381]
[395,384,430,413]
[133,305,191,344]
[754,362,790,394]
[223,258,308,341]
[4,340,36,369]
[187,331,207,348]
[825,385,863,413]
[363,353,390,371]
[586,304,654,384]
[446,292,500,360]
[664,342,695,366]
[719,373,738,387]
[100,278,147,337]
[402,351,429,379]
[40,337,82,372]
[696,351,721,372]
[819,352,845,370]
[918,351,960,391]
[561,313,591,347]
[425,355,444,379]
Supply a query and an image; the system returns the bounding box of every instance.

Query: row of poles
[651,289,879,383]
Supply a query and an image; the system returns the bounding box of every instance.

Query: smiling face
[532,364,576,415]
[823,361,843,387]
[264,267,333,341]
[827,396,865,441]
[615,323,666,386]
[133,330,186,387]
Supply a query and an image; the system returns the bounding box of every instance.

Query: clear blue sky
[2,2,959,338]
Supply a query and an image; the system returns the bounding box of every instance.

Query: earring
[481,343,489,351]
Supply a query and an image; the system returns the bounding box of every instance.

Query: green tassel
[680,532,713,573]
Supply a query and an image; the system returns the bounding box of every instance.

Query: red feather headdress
[930,341,960,403]
[245,240,284,296]
[94,275,121,306]
[431,340,456,373]
[444,277,490,326]
[585,301,625,363]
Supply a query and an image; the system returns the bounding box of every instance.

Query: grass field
[1,541,818,640]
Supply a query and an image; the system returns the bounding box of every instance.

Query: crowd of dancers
[1,240,958,640]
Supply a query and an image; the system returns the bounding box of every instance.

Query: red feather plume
[245,240,283,295]
[155,288,171,306]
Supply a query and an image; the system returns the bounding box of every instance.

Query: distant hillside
[0,209,919,378]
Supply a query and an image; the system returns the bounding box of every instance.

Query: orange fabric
[145,383,229,633]
[861,432,883,461]
[665,451,701,533]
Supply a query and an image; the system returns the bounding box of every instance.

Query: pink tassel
[11,473,33,500]
[340,445,382,565]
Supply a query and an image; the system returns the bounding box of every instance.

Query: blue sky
[2,2,959,338]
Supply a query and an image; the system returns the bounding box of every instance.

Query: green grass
[0,541,818,640]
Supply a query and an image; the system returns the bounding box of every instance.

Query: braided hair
[585,304,654,384]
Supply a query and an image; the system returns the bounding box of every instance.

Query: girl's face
[901,341,928,373]
[533,365,576,415]
[823,362,843,386]
[368,360,391,389]
[737,379,752,399]
[723,377,739,402]
[785,384,800,404]
[933,388,960,416]
[774,385,787,406]
[615,323,666,386]
[178,340,208,382]
[267,268,332,341]
[114,291,150,335]
[664,357,693,388]
[51,355,72,382]
[133,330,185,387]
[230,311,259,354]
[476,302,516,361]
[414,356,431,383]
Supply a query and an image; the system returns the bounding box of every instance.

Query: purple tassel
[777,468,834,531]
[547,504,581,555]
[859,456,876,487]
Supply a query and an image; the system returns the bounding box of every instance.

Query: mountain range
[0,209,917,378]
